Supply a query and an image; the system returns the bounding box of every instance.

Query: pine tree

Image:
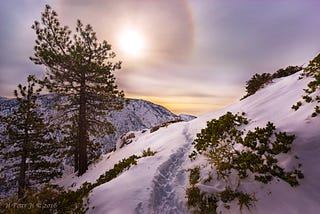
[0,75,62,198]
[30,5,125,175]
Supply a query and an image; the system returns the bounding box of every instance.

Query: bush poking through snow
[0,150,159,213]
[188,167,200,185]
[119,132,136,148]
[242,73,272,99]
[292,101,302,111]
[292,53,320,117]
[186,186,218,214]
[187,112,303,213]
[242,65,302,100]
[219,187,256,211]
[150,119,184,133]
[95,155,140,187]
[271,65,302,79]
[189,112,248,160]
[0,184,88,213]
[142,148,157,157]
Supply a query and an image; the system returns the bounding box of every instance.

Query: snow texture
[2,71,320,213]
[149,125,192,214]
[0,96,192,199]
[68,71,320,214]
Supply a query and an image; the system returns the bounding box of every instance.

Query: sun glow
[119,29,145,57]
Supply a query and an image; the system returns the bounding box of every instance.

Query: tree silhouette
[30,5,124,175]
[0,76,62,198]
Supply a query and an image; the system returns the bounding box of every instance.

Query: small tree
[30,5,125,175]
[272,65,302,79]
[0,76,62,198]
[242,65,302,100]
[242,73,272,99]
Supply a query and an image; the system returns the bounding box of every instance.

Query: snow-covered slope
[63,71,320,214]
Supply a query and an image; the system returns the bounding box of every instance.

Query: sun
[119,29,145,57]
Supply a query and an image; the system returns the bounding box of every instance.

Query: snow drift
[59,71,320,214]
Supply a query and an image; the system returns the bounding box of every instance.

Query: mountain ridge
[0,95,195,152]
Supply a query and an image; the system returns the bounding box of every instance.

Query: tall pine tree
[30,5,124,175]
[0,75,62,198]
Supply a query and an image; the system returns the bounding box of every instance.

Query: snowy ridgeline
[0,96,195,152]
[58,71,320,214]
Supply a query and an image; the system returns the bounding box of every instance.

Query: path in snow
[148,124,193,214]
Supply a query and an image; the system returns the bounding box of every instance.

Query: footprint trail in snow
[148,124,193,214]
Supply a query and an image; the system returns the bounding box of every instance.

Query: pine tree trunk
[78,77,88,176]
[18,131,28,198]
[18,152,27,198]
[74,137,79,173]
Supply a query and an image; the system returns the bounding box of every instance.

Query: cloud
[0,0,49,96]
[56,0,194,64]
[1,0,320,114]
[192,0,320,73]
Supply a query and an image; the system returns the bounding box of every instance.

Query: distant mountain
[178,114,196,121]
[0,95,197,199]
[0,95,195,151]
[101,98,195,151]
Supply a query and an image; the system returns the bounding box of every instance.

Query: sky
[1,0,320,115]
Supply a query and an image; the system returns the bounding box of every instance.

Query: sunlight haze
[1,0,320,115]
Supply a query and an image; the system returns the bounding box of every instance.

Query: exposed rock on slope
[0,96,194,151]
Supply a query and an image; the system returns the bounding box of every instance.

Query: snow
[0,96,191,199]
[0,96,185,153]
[58,71,320,213]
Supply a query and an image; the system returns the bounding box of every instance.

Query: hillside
[0,96,196,199]
[61,71,320,213]
[0,96,194,152]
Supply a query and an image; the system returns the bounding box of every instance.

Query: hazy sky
[1,0,320,115]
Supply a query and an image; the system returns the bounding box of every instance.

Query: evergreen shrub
[187,112,303,213]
